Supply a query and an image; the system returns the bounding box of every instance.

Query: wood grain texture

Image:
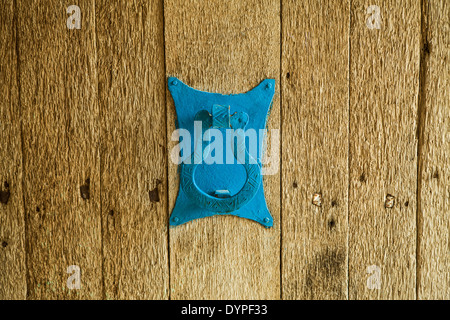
[164,0,281,299]
[417,0,449,300]
[96,0,169,299]
[1,1,448,300]
[18,0,102,299]
[281,0,350,300]
[349,0,420,299]
[0,0,26,299]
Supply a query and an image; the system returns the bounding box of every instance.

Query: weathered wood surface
[0,0,26,300]
[349,0,420,299]
[281,0,349,299]
[164,0,281,299]
[0,0,448,300]
[417,0,449,300]
[96,0,169,299]
[17,0,102,299]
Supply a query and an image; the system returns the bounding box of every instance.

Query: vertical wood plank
[18,0,102,299]
[0,0,26,299]
[417,0,449,300]
[281,0,350,299]
[165,0,281,299]
[349,0,420,299]
[96,0,169,299]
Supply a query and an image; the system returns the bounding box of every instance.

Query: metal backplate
[168,77,275,227]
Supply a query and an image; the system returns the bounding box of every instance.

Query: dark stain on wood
[359,173,366,183]
[304,248,345,299]
[328,218,336,230]
[422,39,431,55]
[149,188,160,203]
[0,181,10,205]
[433,170,439,179]
[80,178,90,200]
[0,190,10,205]
[149,179,162,203]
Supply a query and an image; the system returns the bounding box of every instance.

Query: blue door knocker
[168,77,275,228]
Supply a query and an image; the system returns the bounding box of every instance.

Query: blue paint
[168,77,275,227]
[212,104,230,128]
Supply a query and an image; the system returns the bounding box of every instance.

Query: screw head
[171,79,178,86]
[173,217,179,222]
[263,217,270,223]
[266,83,272,89]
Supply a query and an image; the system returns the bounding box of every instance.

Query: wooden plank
[281,0,349,299]
[349,0,420,299]
[96,0,169,299]
[165,0,281,299]
[0,0,26,299]
[417,0,449,300]
[18,0,102,299]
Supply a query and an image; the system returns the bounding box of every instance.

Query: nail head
[385,194,395,208]
[312,193,322,207]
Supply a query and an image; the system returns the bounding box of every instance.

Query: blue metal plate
[168,77,275,227]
